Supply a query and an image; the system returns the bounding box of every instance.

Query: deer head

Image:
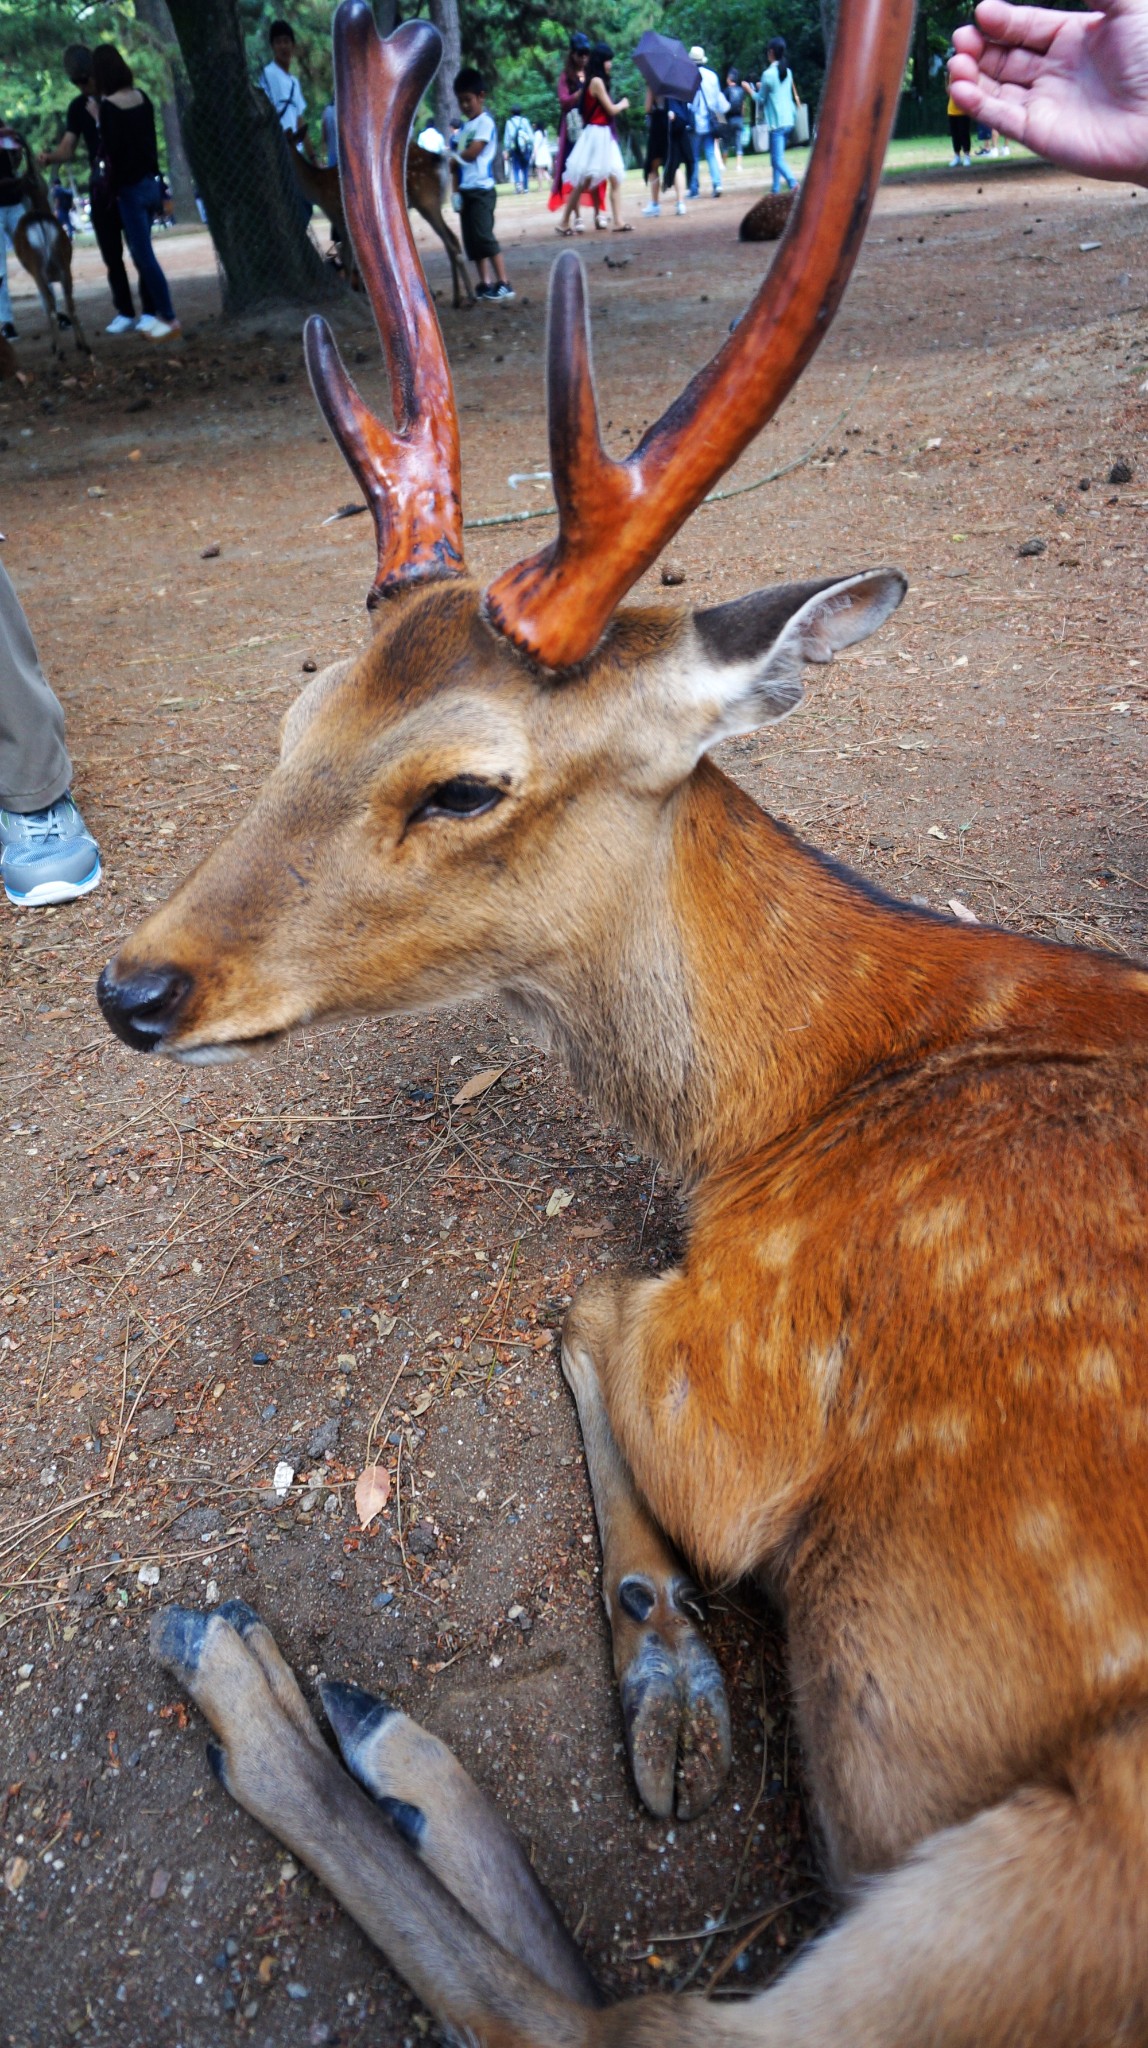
[98,0,914,1157]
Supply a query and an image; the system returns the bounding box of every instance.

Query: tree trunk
[134,0,197,224]
[165,0,336,311]
[912,4,931,99]
[427,0,462,135]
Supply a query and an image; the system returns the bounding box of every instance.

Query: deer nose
[97,963,191,1051]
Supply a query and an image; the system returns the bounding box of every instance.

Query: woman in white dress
[558,45,630,233]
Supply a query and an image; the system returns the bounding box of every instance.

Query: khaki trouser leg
[0,559,72,811]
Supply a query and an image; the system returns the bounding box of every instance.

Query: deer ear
[688,569,906,748]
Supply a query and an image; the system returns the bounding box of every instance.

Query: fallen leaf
[546,1188,573,1218]
[3,1855,29,1895]
[371,1311,397,1339]
[355,1463,391,1529]
[410,1390,434,1416]
[452,1066,506,1105]
[927,825,948,842]
[948,898,979,924]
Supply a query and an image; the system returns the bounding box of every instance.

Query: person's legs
[116,178,175,324]
[89,177,136,320]
[0,560,100,906]
[769,125,785,191]
[673,162,687,213]
[688,134,700,198]
[0,200,27,330]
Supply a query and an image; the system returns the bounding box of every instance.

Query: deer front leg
[150,1600,597,2048]
[562,1283,732,1822]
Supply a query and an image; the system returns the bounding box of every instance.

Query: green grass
[881,133,1040,177]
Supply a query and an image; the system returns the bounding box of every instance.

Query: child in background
[452,69,515,301]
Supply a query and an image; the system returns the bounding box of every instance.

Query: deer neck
[506,759,1034,1185]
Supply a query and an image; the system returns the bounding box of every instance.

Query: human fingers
[972,1,1078,52]
[951,25,988,59]
[948,74,1031,140]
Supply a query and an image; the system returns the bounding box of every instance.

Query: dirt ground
[0,157,1146,2046]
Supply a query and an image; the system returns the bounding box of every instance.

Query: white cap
[689,45,706,62]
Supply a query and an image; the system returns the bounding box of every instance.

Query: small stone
[273,1461,295,1498]
[301,658,318,672]
[407,1521,437,1556]
[661,560,687,586]
[307,1417,340,1459]
[199,543,221,559]
[4,1854,29,1895]
[372,1588,395,1609]
[1017,537,1046,557]
[149,1865,170,1900]
[172,1507,221,1542]
[137,1563,160,1588]
[138,1406,175,1442]
[1108,460,1133,485]
[251,1350,270,1365]
[286,1982,309,2001]
[1079,477,1091,491]
[205,1579,219,1604]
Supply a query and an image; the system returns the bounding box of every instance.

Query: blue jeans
[688,132,722,197]
[116,176,174,323]
[770,126,797,192]
[0,199,28,327]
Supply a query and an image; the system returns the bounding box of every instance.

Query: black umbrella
[633,31,700,104]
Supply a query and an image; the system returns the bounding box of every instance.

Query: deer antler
[485,0,914,668]
[304,3,464,607]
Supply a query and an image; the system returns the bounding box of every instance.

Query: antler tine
[485,0,914,669]
[304,2,464,607]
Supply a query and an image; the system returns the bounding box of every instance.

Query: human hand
[949,0,1148,182]
[617,96,630,112]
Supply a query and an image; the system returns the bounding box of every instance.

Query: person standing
[452,69,515,302]
[91,43,179,339]
[725,66,747,169]
[531,124,552,189]
[643,85,669,214]
[687,46,726,197]
[39,45,157,335]
[0,118,30,342]
[758,39,801,194]
[558,45,629,234]
[259,20,312,158]
[549,33,602,224]
[503,107,534,194]
[0,556,101,908]
[663,93,695,215]
[947,68,974,166]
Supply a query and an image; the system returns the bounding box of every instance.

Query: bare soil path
[0,159,1145,2047]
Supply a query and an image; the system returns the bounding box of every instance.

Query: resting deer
[98,1,1148,2040]
[13,161,89,356]
[295,141,474,307]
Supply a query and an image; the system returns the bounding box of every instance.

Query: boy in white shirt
[259,20,312,158]
[451,69,514,302]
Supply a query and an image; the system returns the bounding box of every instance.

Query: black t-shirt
[98,94,159,191]
[66,92,103,173]
[726,82,745,118]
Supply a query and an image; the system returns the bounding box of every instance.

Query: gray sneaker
[0,794,102,907]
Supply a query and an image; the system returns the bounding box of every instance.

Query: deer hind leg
[150,1599,601,2047]
[723,1713,1148,2047]
[561,1284,731,1822]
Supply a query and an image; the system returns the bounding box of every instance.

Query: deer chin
[168,1031,287,1066]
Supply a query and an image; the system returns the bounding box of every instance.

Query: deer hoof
[617,1591,731,1820]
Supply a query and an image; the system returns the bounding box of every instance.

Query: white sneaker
[106,313,135,334]
[676,200,687,215]
[948,155,960,168]
[145,319,181,340]
[642,201,661,215]
[135,314,161,334]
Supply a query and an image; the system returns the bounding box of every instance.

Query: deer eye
[409,777,505,825]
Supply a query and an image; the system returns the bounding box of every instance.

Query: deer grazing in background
[295,140,474,307]
[97,0,1148,2038]
[13,159,89,356]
